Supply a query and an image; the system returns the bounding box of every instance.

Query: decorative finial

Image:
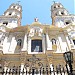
[53,1,56,4]
[17,1,21,4]
[34,17,39,22]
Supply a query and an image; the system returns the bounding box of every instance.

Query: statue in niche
[17,39,22,46]
[51,39,56,45]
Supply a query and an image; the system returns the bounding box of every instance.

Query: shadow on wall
[14,45,21,53]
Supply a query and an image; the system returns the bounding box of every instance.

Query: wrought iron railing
[0,66,68,75]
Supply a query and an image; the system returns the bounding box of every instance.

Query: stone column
[21,34,27,51]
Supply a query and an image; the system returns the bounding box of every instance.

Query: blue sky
[0,0,74,26]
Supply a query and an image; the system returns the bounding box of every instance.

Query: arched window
[51,39,56,45]
[17,39,22,46]
[13,6,15,8]
[65,20,71,25]
[9,12,12,15]
[61,12,64,15]
[54,6,56,8]
[73,40,75,45]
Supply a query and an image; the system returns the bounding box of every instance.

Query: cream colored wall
[58,34,68,52]
[3,34,17,54]
[6,22,18,28]
[0,19,18,29]
[8,36,17,53]
[3,35,12,53]
[46,34,52,50]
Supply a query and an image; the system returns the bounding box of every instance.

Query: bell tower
[51,2,69,18]
[0,3,22,28]
[51,2,73,27]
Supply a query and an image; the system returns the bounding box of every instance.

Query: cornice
[9,25,28,33]
[0,15,18,19]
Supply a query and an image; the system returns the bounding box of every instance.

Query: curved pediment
[31,21,42,26]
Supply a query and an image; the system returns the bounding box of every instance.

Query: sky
[0,0,75,26]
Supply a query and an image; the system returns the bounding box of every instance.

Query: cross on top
[34,17,39,22]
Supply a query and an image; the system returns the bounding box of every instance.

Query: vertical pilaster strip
[21,34,27,51]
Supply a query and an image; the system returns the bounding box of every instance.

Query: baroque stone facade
[0,2,75,73]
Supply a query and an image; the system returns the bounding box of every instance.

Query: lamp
[64,51,73,64]
[63,51,73,75]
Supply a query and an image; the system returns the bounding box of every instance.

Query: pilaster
[21,34,27,51]
[46,34,52,50]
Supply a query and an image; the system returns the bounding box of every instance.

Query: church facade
[0,2,75,73]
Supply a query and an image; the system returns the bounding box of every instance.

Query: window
[58,5,60,7]
[65,20,71,25]
[13,6,15,8]
[55,13,57,16]
[61,12,64,15]
[9,12,12,15]
[3,22,8,25]
[31,40,42,52]
[73,40,75,45]
[51,39,56,45]
[17,39,22,46]
[54,6,56,8]
[0,40,1,43]
[68,36,72,44]
[65,21,71,25]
